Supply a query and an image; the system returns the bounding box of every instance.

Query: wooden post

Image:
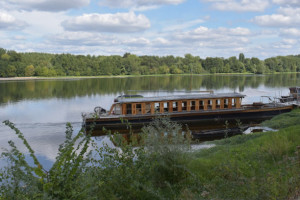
[168,101,173,113]
[122,104,126,115]
[151,102,155,114]
[228,98,232,109]
[141,103,146,114]
[220,98,224,109]
[178,101,182,112]
[212,99,216,110]
[187,100,191,111]
[132,103,136,115]
[195,100,199,111]
[236,98,241,108]
[160,102,164,113]
[203,99,208,110]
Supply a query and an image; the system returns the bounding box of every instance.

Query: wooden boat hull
[84,105,293,135]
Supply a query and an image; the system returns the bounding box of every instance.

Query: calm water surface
[1,74,299,168]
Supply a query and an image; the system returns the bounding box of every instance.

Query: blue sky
[0,0,299,59]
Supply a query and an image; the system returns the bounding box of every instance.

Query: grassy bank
[189,123,300,199]
[1,110,300,199]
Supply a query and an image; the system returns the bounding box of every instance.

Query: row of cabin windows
[115,98,241,115]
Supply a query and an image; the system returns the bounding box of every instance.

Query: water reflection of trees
[0,74,299,104]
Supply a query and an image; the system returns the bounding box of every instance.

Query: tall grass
[0,118,200,199]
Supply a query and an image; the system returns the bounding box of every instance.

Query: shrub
[0,118,200,199]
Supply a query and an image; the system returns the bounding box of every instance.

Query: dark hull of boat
[84,105,293,135]
[191,126,249,140]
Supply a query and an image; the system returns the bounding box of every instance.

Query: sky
[0,0,300,59]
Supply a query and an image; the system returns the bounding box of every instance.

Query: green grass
[262,108,300,129]
[188,109,300,199]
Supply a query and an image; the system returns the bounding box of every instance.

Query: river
[0,74,299,168]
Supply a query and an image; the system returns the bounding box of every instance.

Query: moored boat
[280,87,300,103]
[82,90,294,135]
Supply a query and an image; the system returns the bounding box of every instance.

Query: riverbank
[189,108,300,199]
[1,72,299,81]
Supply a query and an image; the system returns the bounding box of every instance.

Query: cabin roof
[115,93,246,103]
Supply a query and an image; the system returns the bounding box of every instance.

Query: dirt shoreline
[0,76,105,81]
[0,77,39,81]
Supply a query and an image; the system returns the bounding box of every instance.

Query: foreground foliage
[0,118,200,199]
[1,110,300,199]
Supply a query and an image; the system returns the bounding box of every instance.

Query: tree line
[0,47,300,77]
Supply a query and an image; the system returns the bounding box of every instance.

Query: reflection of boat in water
[82,90,295,135]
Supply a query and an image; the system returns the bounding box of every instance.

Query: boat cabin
[289,87,300,100]
[108,93,246,116]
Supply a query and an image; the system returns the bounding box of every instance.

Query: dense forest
[0,47,300,77]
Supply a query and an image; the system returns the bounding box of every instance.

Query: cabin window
[199,100,204,110]
[164,102,169,112]
[216,99,220,109]
[182,101,187,111]
[191,101,196,111]
[224,99,228,109]
[136,104,142,114]
[114,104,121,114]
[207,100,212,110]
[155,102,160,113]
[126,104,132,114]
[233,98,236,108]
[145,103,151,114]
[173,102,178,112]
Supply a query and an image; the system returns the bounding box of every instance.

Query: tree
[256,62,265,74]
[158,64,170,74]
[35,66,49,76]
[25,65,35,76]
[170,65,182,74]
[122,54,141,75]
[239,53,245,63]
[1,53,10,61]
[5,65,17,77]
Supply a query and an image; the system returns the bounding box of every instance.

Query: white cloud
[49,32,118,46]
[273,0,300,7]
[99,0,185,10]
[253,14,293,27]
[280,28,300,37]
[4,0,90,12]
[282,38,297,45]
[278,7,300,16]
[170,26,253,50]
[174,26,251,41]
[202,0,269,12]
[0,12,27,30]
[122,37,150,46]
[62,12,151,33]
[163,19,206,31]
[10,10,68,38]
[253,7,300,27]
